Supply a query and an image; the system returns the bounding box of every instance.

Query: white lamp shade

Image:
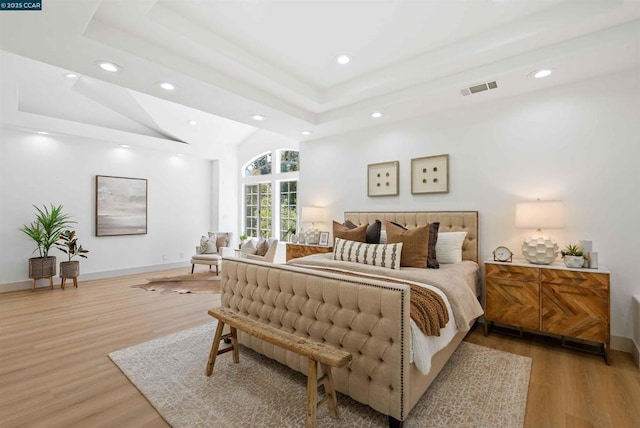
[301,206,326,223]
[515,201,564,229]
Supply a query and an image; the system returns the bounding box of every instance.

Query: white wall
[300,69,640,342]
[0,128,213,289]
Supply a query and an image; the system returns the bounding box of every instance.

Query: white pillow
[200,235,217,254]
[333,238,402,270]
[240,239,257,255]
[436,232,467,264]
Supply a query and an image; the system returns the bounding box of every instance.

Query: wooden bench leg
[306,359,318,428]
[230,327,239,363]
[320,363,339,418]
[205,321,226,376]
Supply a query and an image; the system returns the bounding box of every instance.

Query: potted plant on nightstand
[561,243,585,268]
[19,204,75,291]
[56,230,89,289]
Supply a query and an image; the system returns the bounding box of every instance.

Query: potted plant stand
[29,256,56,291]
[60,260,79,289]
[56,230,88,290]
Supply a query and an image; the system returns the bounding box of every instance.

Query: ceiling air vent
[460,81,498,96]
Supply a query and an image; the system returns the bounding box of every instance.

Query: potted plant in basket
[19,204,75,290]
[56,230,89,288]
[561,243,585,268]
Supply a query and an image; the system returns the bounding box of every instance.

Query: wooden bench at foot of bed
[205,306,353,428]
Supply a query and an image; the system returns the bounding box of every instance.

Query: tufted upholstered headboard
[344,211,479,262]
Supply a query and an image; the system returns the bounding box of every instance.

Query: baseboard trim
[610,335,633,353]
[0,261,190,293]
[632,339,640,369]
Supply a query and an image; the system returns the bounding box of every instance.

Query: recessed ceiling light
[336,54,351,65]
[98,61,120,72]
[176,153,184,157]
[301,131,312,136]
[188,120,197,126]
[119,144,130,148]
[251,114,265,121]
[65,73,78,78]
[531,69,552,79]
[36,131,49,135]
[371,112,382,118]
[159,82,175,91]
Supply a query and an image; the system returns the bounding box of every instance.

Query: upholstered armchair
[240,238,279,263]
[190,232,231,274]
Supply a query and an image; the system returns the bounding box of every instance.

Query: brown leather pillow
[385,221,439,268]
[333,221,367,244]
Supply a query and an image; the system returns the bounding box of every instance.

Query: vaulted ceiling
[1,0,639,157]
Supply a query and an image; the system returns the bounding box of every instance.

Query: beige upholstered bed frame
[220,211,479,426]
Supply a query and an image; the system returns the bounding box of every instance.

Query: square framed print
[368,161,399,197]
[96,175,148,236]
[318,231,330,246]
[411,154,449,194]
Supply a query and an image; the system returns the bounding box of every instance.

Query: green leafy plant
[561,243,584,257]
[19,204,75,257]
[56,230,89,262]
[240,234,248,241]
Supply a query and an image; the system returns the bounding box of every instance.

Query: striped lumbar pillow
[333,238,403,270]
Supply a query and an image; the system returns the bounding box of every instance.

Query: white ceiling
[1,0,639,155]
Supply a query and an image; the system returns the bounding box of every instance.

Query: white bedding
[409,283,457,374]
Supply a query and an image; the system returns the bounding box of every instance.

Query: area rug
[109,323,531,427]
[132,272,221,294]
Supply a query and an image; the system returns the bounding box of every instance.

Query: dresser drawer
[541,269,609,289]
[541,283,609,343]
[486,277,540,330]
[486,264,539,281]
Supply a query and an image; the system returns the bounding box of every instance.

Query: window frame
[241,149,299,241]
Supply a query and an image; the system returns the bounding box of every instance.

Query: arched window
[244,153,272,176]
[241,150,299,241]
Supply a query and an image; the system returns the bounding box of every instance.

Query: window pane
[245,153,272,177]
[244,184,259,237]
[279,150,299,173]
[279,180,298,241]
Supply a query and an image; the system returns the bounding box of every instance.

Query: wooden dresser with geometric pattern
[484,259,610,363]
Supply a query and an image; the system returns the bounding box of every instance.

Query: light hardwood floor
[1,267,638,427]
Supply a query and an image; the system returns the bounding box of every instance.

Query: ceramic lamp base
[521,235,559,265]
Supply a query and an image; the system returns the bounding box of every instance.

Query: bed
[220,211,483,426]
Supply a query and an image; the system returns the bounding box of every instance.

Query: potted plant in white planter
[56,230,89,289]
[561,243,585,268]
[20,204,75,291]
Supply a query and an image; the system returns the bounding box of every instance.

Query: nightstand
[285,243,333,262]
[484,259,611,363]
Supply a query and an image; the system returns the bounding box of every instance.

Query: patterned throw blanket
[294,266,449,336]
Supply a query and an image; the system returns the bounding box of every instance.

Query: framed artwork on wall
[368,161,399,197]
[411,154,449,194]
[96,175,148,236]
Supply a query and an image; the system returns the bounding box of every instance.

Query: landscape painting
[96,175,147,236]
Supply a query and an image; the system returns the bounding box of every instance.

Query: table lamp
[516,200,564,264]
[301,206,326,245]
